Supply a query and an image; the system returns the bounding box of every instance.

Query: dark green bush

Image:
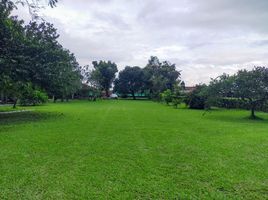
[20,84,48,106]
[160,89,173,105]
[214,98,268,112]
[185,84,208,109]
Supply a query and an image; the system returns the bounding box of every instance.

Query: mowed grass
[0,100,268,199]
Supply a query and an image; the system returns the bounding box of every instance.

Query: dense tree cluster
[0,0,82,107]
[113,56,181,99]
[83,56,181,100]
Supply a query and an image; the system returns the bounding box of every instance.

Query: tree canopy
[89,61,118,97]
[0,0,82,106]
[114,66,145,99]
[207,67,268,118]
[143,56,181,99]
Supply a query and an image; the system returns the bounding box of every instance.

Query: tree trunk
[13,98,17,109]
[131,91,136,100]
[105,89,109,98]
[0,91,4,104]
[250,107,256,119]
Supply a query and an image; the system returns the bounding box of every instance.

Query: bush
[214,98,249,109]
[172,98,181,108]
[213,97,268,112]
[20,84,48,106]
[160,89,173,105]
[185,84,208,109]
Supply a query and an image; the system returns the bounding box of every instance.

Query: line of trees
[82,56,181,100]
[0,0,82,107]
[2,1,268,120]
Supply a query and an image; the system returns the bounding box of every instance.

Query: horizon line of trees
[2,0,268,120]
[80,56,181,101]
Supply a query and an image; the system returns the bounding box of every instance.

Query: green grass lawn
[0,100,268,199]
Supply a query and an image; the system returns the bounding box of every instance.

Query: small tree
[161,89,173,105]
[172,84,182,108]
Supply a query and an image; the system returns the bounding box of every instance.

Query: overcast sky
[15,0,268,85]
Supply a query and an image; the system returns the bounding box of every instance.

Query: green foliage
[185,84,208,109]
[143,56,180,99]
[76,84,101,101]
[0,2,82,105]
[114,66,145,99]
[89,61,118,97]
[19,84,48,106]
[214,97,250,109]
[172,98,181,109]
[207,67,268,118]
[160,89,173,105]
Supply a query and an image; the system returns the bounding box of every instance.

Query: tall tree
[0,1,82,106]
[90,61,118,97]
[114,66,145,99]
[143,56,180,99]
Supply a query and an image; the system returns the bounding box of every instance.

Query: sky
[14,0,268,85]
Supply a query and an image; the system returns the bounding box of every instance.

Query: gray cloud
[14,0,268,85]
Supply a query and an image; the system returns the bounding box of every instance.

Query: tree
[114,66,144,99]
[233,67,268,119]
[90,61,118,97]
[23,21,82,102]
[207,67,268,119]
[0,0,28,107]
[143,56,180,99]
[0,2,82,106]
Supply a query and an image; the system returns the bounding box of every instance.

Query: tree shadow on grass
[203,111,268,124]
[0,111,64,127]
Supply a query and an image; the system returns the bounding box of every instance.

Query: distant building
[183,86,196,93]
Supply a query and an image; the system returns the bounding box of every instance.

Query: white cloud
[13,0,268,85]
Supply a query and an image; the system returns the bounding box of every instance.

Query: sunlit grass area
[0,100,268,199]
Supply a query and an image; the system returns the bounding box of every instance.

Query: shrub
[20,84,48,106]
[161,89,173,105]
[185,84,208,109]
[172,98,181,108]
[213,97,268,112]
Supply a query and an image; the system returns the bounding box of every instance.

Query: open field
[0,100,268,199]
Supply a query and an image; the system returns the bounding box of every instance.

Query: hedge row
[214,98,268,112]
